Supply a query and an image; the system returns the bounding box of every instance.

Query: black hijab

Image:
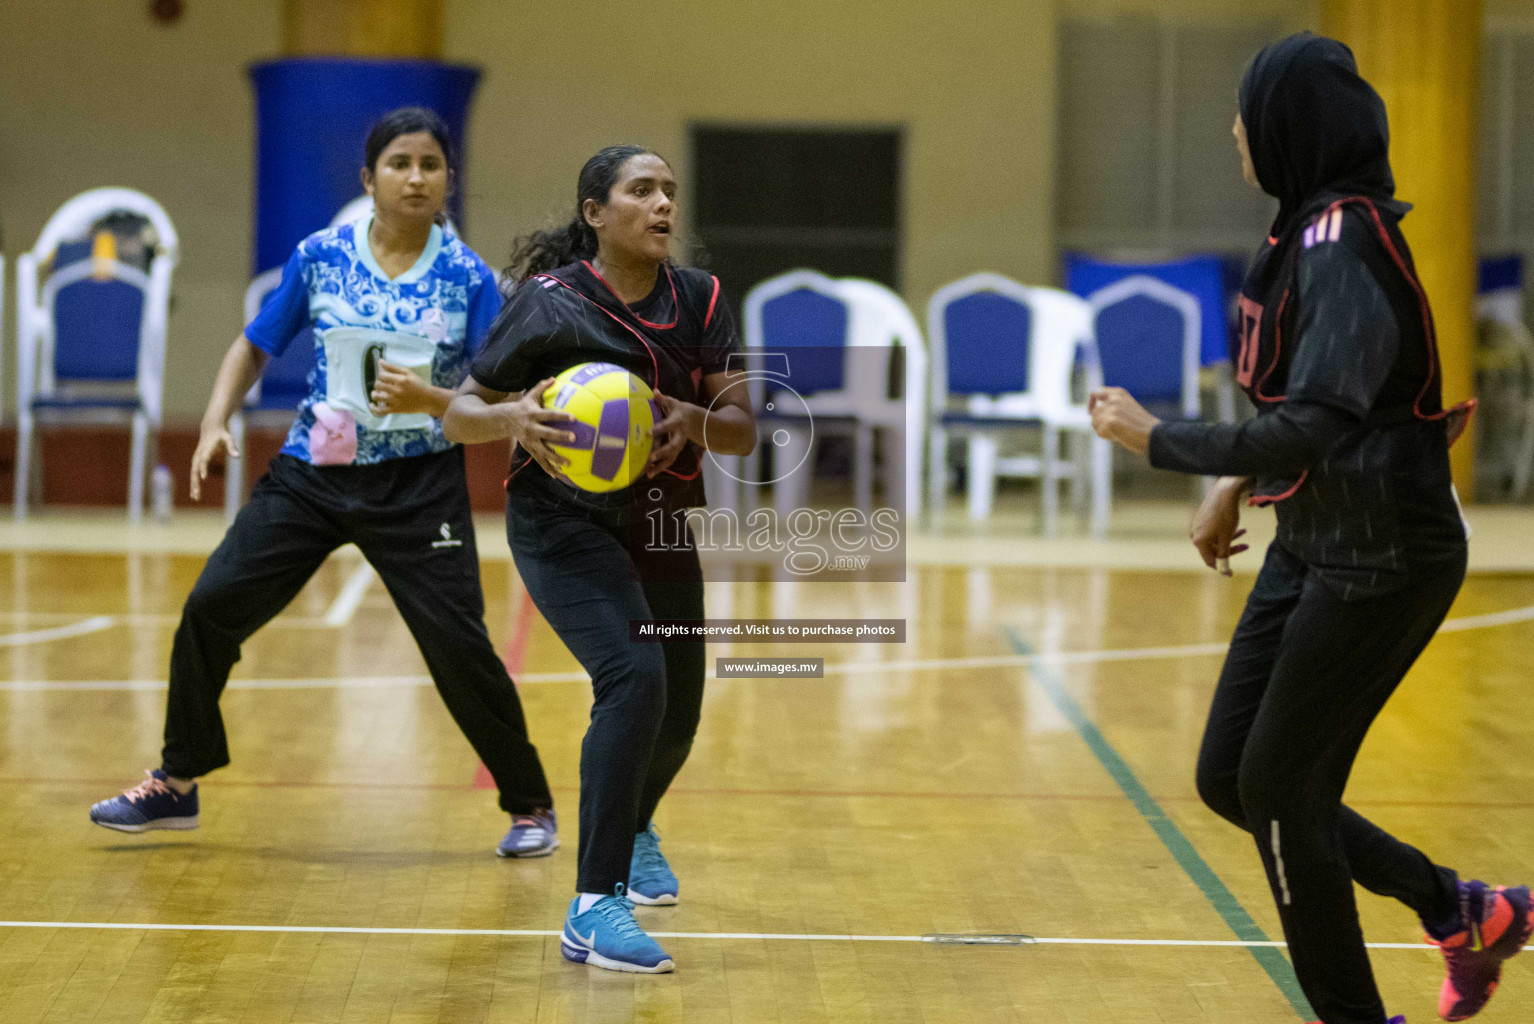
[1239,31,1402,237]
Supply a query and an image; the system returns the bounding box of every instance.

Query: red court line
[502,586,537,678]
[22,776,1534,811]
[476,581,542,791]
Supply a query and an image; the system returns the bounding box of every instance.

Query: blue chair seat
[939,410,1043,427]
[30,396,142,410]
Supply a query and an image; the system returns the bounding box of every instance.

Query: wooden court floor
[0,544,1531,1023]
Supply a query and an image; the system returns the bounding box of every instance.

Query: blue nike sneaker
[496,809,558,858]
[560,885,675,973]
[627,822,679,906]
[89,770,199,833]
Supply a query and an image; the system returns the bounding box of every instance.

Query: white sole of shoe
[91,815,199,834]
[625,889,679,907]
[495,837,561,859]
[561,939,674,973]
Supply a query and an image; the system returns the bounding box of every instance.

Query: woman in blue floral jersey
[89,108,558,860]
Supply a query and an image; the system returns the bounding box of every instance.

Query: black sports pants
[1197,542,1463,1024]
[160,449,554,815]
[506,490,705,895]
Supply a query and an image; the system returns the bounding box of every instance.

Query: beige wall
[1064,0,1314,18]
[446,0,1058,326]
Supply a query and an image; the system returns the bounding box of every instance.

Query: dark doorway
[689,125,903,314]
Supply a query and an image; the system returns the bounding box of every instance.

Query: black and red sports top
[470,260,739,511]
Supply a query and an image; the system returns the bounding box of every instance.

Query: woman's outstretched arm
[1089,387,1357,478]
[190,335,268,501]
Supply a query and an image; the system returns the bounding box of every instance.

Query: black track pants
[1197,542,1463,1024]
[160,450,554,815]
[506,491,705,895]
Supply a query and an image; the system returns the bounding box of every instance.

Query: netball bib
[320,326,436,432]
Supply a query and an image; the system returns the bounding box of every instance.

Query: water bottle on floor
[151,464,173,522]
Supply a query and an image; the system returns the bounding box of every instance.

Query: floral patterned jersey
[243,216,502,465]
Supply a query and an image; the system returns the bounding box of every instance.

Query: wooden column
[283,0,444,59]
[1321,0,1483,497]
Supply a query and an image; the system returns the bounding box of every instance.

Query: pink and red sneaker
[1427,880,1533,1021]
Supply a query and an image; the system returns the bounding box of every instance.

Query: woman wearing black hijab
[1089,32,1528,1024]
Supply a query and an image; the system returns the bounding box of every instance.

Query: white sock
[576,892,604,914]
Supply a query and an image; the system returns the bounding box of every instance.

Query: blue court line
[1003,627,1314,1020]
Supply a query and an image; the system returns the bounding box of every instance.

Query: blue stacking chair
[1065,254,1233,423]
[14,188,178,521]
[741,269,906,518]
[926,273,1108,536]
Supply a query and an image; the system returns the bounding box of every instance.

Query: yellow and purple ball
[542,362,659,492]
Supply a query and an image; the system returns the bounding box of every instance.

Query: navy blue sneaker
[627,822,679,906]
[89,770,199,833]
[560,885,674,973]
[496,809,559,858]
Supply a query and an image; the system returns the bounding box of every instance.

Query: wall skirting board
[0,425,514,513]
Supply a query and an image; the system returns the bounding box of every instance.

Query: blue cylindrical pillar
[249,58,480,274]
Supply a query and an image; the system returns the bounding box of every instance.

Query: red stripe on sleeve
[704,276,721,329]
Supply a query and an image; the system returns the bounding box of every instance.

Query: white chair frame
[14,188,178,522]
[830,277,927,519]
[740,270,908,521]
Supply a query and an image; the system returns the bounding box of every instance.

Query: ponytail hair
[506,144,666,283]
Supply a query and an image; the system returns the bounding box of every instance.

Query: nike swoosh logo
[567,926,596,948]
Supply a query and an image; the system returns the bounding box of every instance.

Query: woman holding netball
[90,107,559,861]
[444,145,755,973]
[1090,33,1528,1024]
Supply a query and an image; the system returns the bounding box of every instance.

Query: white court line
[3,602,1531,693]
[0,616,117,647]
[0,612,341,629]
[0,672,587,693]
[0,676,433,693]
[0,919,1432,950]
[1437,603,1534,632]
[323,560,376,627]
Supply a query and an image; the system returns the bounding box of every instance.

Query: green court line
[1003,627,1314,1020]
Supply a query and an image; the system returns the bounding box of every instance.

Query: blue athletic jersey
[244,216,502,465]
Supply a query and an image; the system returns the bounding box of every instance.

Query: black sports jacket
[1148,33,1471,599]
